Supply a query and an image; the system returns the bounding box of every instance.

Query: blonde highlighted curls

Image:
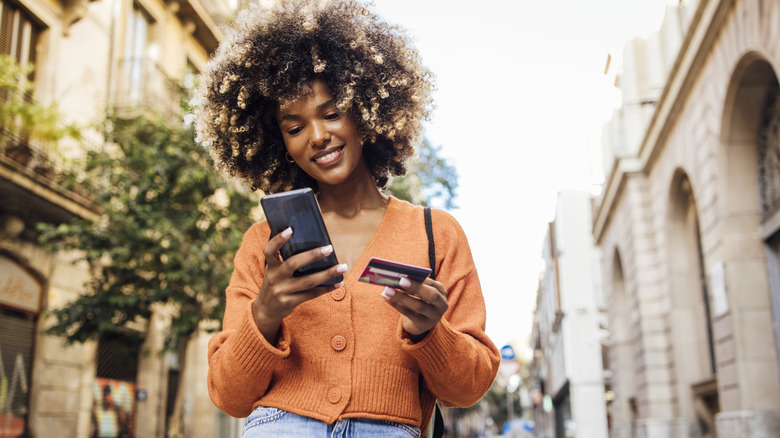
[191,0,435,193]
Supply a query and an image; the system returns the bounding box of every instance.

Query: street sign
[498,345,520,384]
[500,345,516,360]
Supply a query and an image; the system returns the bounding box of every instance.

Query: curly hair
[191,0,435,193]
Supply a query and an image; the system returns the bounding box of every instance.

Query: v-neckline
[341,196,396,283]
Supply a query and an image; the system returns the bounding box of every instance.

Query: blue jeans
[242,406,421,437]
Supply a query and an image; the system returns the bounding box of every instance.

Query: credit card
[358,257,432,287]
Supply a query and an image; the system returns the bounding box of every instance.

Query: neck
[317,165,388,217]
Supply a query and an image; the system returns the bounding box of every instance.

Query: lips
[311,146,344,166]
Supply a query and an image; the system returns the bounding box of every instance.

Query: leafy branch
[38,111,259,349]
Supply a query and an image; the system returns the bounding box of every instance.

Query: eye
[324,112,340,121]
[287,126,303,135]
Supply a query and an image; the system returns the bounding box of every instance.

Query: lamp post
[499,345,521,436]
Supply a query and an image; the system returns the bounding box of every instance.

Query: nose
[310,120,331,147]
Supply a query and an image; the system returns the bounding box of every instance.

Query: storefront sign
[0,254,43,314]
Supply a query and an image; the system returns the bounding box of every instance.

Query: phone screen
[260,188,342,285]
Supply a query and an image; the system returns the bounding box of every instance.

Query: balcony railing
[0,129,100,223]
[1,86,71,179]
[114,58,184,118]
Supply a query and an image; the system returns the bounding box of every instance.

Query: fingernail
[381,287,396,299]
[321,245,333,255]
[399,277,411,288]
[335,281,344,288]
[281,227,292,237]
[336,263,348,273]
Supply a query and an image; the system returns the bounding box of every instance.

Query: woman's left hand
[381,277,449,339]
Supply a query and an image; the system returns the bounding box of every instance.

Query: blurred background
[2,0,780,436]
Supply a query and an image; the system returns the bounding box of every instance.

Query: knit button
[331,335,347,351]
[328,387,341,404]
[332,288,346,301]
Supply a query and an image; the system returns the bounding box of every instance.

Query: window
[123,4,152,105]
[1,0,41,101]
[1,1,43,146]
[0,0,40,66]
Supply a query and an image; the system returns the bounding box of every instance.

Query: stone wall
[596,0,780,436]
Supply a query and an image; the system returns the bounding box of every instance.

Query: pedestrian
[192,0,500,436]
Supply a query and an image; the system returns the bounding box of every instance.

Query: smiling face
[276,79,369,190]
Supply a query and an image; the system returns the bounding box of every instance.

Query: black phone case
[260,188,342,285]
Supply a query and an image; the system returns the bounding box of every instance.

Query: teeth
[314,149,340,162]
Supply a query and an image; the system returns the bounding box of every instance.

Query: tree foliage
[0,55,79,146]
[386,137,458,209]
[38,112,259,349]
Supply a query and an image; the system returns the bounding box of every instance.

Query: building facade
[530,190,610,438]
[0,0,234,435]
[595,0,780,436]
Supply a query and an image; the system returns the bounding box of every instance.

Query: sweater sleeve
[206,223,292,418]
[398,210,501,408]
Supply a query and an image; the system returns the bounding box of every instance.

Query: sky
[370,0,675,355]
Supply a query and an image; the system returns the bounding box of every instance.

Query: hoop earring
[286,152,295,164]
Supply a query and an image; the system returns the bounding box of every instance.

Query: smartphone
[260,188,342,285]
[358,257,431,288]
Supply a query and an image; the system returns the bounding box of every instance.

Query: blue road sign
[500,345,515,360]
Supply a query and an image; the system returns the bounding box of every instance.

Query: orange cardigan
[207,197,500,430]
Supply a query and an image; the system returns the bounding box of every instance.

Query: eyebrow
[279,99,336,121]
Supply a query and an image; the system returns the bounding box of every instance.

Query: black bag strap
[423,207,444,438]
[424,207,436,281]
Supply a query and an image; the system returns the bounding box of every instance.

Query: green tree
[386,137,458,209]
[0,55,79,168]
[38,109,260,436]
[37,112,259,349]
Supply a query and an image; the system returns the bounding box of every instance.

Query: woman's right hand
[252,227,347,343]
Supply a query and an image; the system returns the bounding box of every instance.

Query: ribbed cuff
[232,303,291,376]
[398,318,458,374]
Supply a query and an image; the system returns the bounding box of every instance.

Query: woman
[193,0,500,436]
